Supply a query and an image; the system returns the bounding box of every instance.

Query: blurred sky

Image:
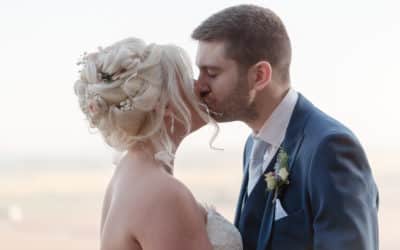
[0,0,399,163]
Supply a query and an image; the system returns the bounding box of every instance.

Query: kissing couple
[74,4,379,250]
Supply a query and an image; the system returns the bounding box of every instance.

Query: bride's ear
[163,103,177,134]
[164,103,176,125]
[164,103,173,117]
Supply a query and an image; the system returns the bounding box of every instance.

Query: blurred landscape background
[1,144,399,249]
[1,0,399,249]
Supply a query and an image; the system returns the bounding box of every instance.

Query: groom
[193,5,379,250]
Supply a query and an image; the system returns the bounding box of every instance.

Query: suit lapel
[234,170,249,226]
[234,138,253,226]
[256,94,313,250]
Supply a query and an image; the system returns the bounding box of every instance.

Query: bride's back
[100,151,212,250]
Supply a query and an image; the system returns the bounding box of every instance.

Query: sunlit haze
[0,0,399,163]
[1,1,399,249]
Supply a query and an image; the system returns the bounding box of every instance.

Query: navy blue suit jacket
[234,94,379,250]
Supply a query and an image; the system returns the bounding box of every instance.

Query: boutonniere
[264,148,290,203]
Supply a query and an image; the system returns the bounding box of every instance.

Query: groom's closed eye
[206,66,221,78]
[207,70,218,79]
[199,66,220,79]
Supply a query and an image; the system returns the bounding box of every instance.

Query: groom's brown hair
[192,4,291,83]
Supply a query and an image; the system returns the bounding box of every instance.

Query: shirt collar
[254,88,299,147]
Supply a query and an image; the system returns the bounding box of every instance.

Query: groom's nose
[195,78,211,99]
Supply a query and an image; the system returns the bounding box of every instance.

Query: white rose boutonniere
[264,148,290,203]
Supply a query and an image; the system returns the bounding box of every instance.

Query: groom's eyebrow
[199,65,221,71]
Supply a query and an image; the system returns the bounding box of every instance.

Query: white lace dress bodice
[206,208,243,250]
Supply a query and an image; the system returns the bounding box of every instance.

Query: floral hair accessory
[75,39,163,119]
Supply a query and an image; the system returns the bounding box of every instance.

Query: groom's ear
[247,61,272,92]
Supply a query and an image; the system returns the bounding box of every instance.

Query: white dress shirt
[247,88,298,195]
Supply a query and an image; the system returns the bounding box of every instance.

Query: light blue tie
[247,137,269,195]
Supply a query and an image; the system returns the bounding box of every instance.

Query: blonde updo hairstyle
[74,38,214,170]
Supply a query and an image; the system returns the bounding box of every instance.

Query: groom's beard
[206,77,257,123]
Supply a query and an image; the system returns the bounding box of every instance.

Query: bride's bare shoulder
[111,162,203,223]
[103,160,211,250]
[112,163,194,204]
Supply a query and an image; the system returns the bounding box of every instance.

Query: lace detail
[205,207,243,250]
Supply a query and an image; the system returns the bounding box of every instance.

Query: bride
[74,37,243,250]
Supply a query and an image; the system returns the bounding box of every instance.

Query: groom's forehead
[196,41,229,67]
